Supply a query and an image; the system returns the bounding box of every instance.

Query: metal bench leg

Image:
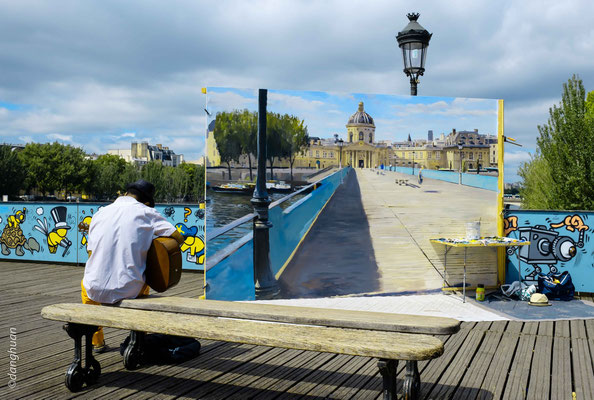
[403,360,420,400]
[63,323,101,392]
[123,330,146,370]
[377,359,398,400]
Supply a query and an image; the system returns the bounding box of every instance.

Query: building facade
[109,142,184,166]
[206,102,497,173]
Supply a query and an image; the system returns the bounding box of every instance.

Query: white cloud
[47,133,73,142]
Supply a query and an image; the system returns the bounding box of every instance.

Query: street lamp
[396,13,432,96]
[412,151,415,175]
[334,134,344,169]
[457,144,463,184]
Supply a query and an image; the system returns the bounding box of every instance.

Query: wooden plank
[452,330,503,399]
[424,327,486,399]
[501,332,537,400]
[570,319,587,339]
[118,296,460,335]
[42,303,444,361]
[571,337,594,400]
[551,323,573,400]
[526,330,552,400]
[476,331,521,400]
[177,347,289,399]
[81,342,259,400]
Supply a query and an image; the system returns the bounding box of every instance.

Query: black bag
[120,333,201,364]
[537,271,575,301]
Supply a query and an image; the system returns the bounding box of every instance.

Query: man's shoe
[93,344,108,354]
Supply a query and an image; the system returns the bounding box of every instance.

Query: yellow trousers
[80,280,150,347]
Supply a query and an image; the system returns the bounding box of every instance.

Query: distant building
[108,142,184,166]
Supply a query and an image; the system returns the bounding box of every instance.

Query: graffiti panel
[505,210,594,292]
[0,202,205,270]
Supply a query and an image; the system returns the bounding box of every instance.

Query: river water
[205,189,304,256]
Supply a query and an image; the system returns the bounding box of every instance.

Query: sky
[1,0,593,180]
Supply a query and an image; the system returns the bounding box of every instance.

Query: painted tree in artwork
[519,75,594,210]
[282,115,309,183]
[213,111,242,180]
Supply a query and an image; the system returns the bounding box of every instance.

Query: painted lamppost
[338,139,344,168]
[251,89,280,300]
[458,144,464,184]
[396,13,432,96]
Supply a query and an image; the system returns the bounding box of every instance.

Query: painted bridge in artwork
[206,167,594,301]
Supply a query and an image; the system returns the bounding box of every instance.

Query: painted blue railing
[0,202,205,270]
[205,168,350,300]
[504,209,594,292]
[385,166,497,191]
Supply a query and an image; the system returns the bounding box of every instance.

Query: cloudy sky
[1,1,593,179]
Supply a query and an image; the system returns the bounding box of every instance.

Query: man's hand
[170,230,185,246]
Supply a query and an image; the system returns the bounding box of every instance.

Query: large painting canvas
[204,87,502,301]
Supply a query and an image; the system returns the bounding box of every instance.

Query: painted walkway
[281,168,499,297]
[2,262,594,399]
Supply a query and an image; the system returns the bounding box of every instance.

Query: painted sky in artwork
[208,87,499,144]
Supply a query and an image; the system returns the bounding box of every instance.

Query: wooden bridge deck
[1,261,593,399]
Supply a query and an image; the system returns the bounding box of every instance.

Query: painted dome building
[342,102,389,168]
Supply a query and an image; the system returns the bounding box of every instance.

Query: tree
[92,154,129,200]
[18,142,85,197]
[282,114,309,182]
[266,112,292,180]
[239,110,257,180]
[213,111,242,180]
[519,75,594,210]
[141,161,166,201]
[0,145,25,197]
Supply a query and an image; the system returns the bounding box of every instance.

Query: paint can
[466,221,481,240]
[476,284,485,301]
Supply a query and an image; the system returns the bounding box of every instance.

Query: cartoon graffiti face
[175,223,205,265]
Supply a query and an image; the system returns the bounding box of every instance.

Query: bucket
[466,221,481,240]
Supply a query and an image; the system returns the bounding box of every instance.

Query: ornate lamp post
[396,13,432,96]
[251,89,280,300]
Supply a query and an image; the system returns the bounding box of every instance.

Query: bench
[41,296,460,399]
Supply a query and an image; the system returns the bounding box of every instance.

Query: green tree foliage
[92,154,130,199]
[519,75,594,210]
[0,145,26,197]
[280,114,309,182]
[212,110,309,182]
[213,111,242,180]
[18,142,86,196]
[239,110,257,180]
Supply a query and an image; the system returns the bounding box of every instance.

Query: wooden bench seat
[41,297,460,400]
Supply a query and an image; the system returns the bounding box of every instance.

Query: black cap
[126,179,156,207]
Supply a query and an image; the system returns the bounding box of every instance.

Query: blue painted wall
[504,210,594,292]
[205,168,350,300]
[385,166,497,191]
[0,202,205,270]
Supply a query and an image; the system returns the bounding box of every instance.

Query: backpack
[537,271,574,301]
[120,333,201,364]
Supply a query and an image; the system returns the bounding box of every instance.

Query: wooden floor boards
[0,261,593,399]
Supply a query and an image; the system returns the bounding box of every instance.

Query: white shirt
[82,196,176,304]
